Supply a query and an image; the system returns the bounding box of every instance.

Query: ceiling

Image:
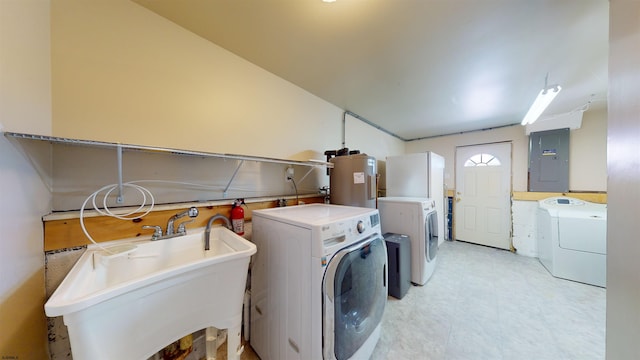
[132,0,609,140]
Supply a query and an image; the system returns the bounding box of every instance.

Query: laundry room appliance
[384,233,411,299]
[326,150,377,208]
[250,204,387,360]
[537,197,607,287]
[378,197,438,285]
[386,152,446,245]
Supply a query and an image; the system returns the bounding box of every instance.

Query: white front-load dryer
[537,197,607,287]
[378,197,438,285]
[250,204,387,360]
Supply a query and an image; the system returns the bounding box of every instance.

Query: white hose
[80,182,155,254]
[79,178,310,255]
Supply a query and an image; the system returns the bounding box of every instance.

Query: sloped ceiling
[132,0,608,140]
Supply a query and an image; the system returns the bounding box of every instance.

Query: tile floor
[236,240,605,360]
[371,240,606,360]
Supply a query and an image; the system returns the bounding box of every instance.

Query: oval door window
[464,153,502,167]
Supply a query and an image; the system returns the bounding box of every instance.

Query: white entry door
[455,143,512,249]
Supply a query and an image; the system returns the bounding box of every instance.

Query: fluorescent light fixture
[521,85,562,125]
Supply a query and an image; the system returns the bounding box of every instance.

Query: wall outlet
[285,166,294,181]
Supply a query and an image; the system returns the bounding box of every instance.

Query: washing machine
[250,204,387,360]
[378,197,438,285]
[537,197,607,287]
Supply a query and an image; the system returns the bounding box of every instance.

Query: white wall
[511,200,539,257]
[0,1,52,358]
[49,144,325,211]
[607,0,640,358]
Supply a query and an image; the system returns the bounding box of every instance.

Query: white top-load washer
[378,197,438,285]
[250,204,387,360]
[537,197,607,287]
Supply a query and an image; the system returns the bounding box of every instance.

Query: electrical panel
[528,128,570,192]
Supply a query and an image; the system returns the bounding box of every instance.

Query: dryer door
[323,234,387,360]
[425,210,438,262]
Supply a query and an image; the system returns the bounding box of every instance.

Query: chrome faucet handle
[142,225,163,240]
[187,207,199,218]
[167,207,200,235]
[176,219,195,234]
[176,206,199,219]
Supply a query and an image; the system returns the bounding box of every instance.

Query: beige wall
[2,1,404,357]
[45,0,403,213]
[344,113,405,162]
[569,107,607,191]
[344,113,405,191]
[1,1,52,135]
[607,0,640,358]
[51,0,611,198]
[405,123,529,191]
[50,0,344,161]
[0,0,52,358]
[404,108,607,193]
[0,0,622,357]
[45,0,405,213]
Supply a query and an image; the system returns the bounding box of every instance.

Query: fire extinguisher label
[232,218,244,234]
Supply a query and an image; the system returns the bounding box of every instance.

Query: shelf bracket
[116,144,124,204]
[298,166,316,185]
[223,160,244,198]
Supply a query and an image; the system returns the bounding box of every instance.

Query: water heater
[329,153,377,208]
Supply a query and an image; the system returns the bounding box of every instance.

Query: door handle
[456,197,462,203]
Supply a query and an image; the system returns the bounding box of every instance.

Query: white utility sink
[45,226,256,360]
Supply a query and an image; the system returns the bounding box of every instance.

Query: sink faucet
[205,214,232,251]
[167,207,199,236]
[142,206,199,241]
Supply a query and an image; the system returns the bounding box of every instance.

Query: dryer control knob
[356,220,365,233]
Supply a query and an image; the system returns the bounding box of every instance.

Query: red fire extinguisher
[230,199,245,235]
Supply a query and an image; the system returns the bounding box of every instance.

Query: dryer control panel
[543,197,585,206]
[319,213,381,258]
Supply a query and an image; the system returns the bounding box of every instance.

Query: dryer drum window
[426,211,439,262]
[333,237,387,359]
